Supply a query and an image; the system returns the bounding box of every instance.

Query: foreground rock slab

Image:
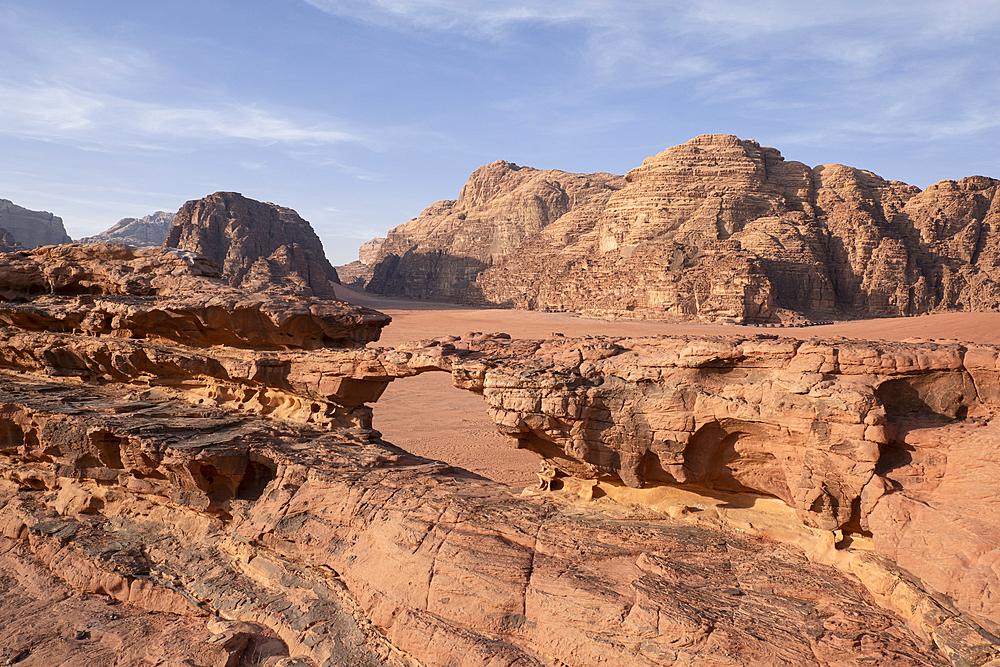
[0,375,952,667]
[1,245,998,666]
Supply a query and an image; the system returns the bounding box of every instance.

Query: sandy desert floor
[335,285,1000,489]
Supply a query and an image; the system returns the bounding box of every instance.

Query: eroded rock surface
[79,210,175,246]
[384,333,1000,640]
[0,243,389,350]
[365,162,624,303]
[363,135,1000,323]
[164,192,341,298]
[0,198,72,249]
[0,247,997,666]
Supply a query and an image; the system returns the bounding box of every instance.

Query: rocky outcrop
[78,211,175,246]
[383,333,1000,642]
[164,192,340,298]
[335,238,386,289]
[365,162,624,303]
[0,199,72,249]
[0,229,23,253]
[363,135,1000,324]
[0,246,997,666]
[0,243,388,349]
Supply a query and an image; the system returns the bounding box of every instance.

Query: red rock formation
[164,192,341,298]
[365,162,624,303]
[0,246,996,666]
[363,135,1000,324]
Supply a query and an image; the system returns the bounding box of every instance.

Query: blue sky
[1,1,999,265]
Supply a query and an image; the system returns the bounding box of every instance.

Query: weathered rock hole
[190,463,237,506]
[374,372,540,489]
[77,454,102,468]
[90,431,125,469]
[875,373,975,421]
[0,419,25,454]
[237,458,277,500]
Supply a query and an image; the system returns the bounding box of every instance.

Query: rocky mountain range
[78,210,175,246]
[0,198,72,249]
[356,135,1000,323]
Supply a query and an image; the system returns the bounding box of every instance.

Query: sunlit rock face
[364,161,625,303]
[164,191,342,298]
[0,241,996,666]
[364,135,1000,324]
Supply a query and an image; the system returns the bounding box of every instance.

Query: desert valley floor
[346,284,1000,490]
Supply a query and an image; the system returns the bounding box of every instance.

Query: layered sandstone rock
[0,198,72,249]
[335,238,386,289]
[383,333,1000,640]
[79,210,175,246]
[365,162,624,303]
[363,135,1000,323]
[0,243,388,349]
[0,246,997,666]
[164,192,340,298]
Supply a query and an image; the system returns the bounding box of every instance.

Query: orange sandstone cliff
[361,135,1000,324]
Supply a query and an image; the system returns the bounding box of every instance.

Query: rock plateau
[0,243,998,666]
[363,135,1000,324]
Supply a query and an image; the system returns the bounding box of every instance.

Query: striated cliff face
[79,210,175,246]
[365,135,1000,323]
[0,198,72,249]
[164,192,340,298]
[365,161,624,303]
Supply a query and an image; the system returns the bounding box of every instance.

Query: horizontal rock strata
[0,243,389,349]
[0,246,998,666]
[364,135,1000,323]
[365,162,624,304]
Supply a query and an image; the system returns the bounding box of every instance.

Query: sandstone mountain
[164,191,340,298]
[0,198,72,248]
[335,237,386,288]
[362,135,1000,323]
[79,210,175,246]
[365,161,624,302]
[1,243,991,666]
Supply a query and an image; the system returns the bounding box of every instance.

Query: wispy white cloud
[0,82,365,149]
[0,5,367,152]
[304,0,1000,146]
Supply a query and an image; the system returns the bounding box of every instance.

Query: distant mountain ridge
[0,199,72,249]
[357,135,1000,323]
[78,211,175,246]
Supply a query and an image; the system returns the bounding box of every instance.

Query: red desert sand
[336,284,1000,489]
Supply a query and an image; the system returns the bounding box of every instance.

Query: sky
[1,1,999,265]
